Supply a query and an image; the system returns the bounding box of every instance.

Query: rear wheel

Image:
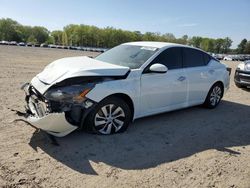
[85,97,131,135]
[204,83,223,109]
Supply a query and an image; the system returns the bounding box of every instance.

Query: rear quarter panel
[209,60,230,92]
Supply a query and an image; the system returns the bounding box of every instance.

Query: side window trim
[181,47,184,69]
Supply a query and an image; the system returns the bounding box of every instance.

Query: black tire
[203,83,223,109]
[85,96,131,135]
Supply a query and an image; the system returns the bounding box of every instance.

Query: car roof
[123,41,214,57]
[122,41,218,62]
[123,41,187,49]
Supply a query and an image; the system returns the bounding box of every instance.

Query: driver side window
[151,47,182,70]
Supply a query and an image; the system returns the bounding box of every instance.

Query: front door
[140,47,188,116]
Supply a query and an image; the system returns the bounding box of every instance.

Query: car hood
[36,56,130,85]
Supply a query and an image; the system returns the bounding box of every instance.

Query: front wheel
[85,97,131,135]
[204,83,223,109]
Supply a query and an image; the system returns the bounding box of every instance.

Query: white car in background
[22,42,230,137]
[223,56,233,61]
[234,60,250,88]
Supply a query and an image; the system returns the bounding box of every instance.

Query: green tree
[0,17,242,52]
[181,35,189,44]
[142,32,157,41]
[200,38,214,52]
[237,39,247,54]
[222,37,232,53]
[0,18,21,41]
[189,36,203,48]
[51,30,63,45]
[244,41,250,54]
[27,35,37,43]
[62,31,68,46]
[31,26,49,43]
[17,25,32,42]
[161,33,175,42]
[64,24,78,46]
[46,36,55,44]
[133,31,143,41]
[214,38,224,53]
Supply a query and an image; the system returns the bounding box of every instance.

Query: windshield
[95,45,158,69]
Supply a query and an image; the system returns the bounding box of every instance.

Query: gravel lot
[0,45,249,188]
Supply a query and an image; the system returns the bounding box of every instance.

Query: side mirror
[149,63,168,73]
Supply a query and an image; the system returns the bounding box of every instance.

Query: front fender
[86,72,140,119]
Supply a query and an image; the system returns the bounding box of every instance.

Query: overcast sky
[1,0,249,48]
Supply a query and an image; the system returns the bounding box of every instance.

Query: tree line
[0,18,249,54]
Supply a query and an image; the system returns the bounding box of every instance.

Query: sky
[0,0,249,48]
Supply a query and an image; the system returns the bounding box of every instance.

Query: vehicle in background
[234,60,250,88]
[0,40,108,52]
[21,42,230,137]
[18,42,26,46]
[223,56,233,61]
[56,45,63,49]
[69,46,77,50]
[9,41,17,45]
[26,42,33,47]
[48,44,56,48]
[78,46,107,52]
[40,43,48,48]
[243,55,250,61]
[0,41,9,45]
[238,55,245,61]
[231,55,246,61]
[213,54,224,60]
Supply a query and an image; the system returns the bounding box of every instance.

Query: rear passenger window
[203,53,211,65]
[183,48,205,68]
[151,47,182,70]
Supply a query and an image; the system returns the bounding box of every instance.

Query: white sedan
[22,42,230,137]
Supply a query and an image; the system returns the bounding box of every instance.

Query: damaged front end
[20,56,130,137]
[21,82,96,137]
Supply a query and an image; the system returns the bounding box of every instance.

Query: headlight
[44,83,95,103]
[237,62,245,71]
[245,62,250,71]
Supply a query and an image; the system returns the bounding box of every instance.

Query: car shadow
[29,100,250,175]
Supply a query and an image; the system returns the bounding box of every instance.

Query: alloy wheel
[210,86,222,106]
[94,104,126,134]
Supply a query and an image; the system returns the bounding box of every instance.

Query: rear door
[182,48,212,104]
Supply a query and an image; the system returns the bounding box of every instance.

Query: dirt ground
[0,45,249,188]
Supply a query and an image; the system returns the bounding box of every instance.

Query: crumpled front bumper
[21,83,78,137]
[27,113,78,137]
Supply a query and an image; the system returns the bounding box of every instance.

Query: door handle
[178,76,186,82]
